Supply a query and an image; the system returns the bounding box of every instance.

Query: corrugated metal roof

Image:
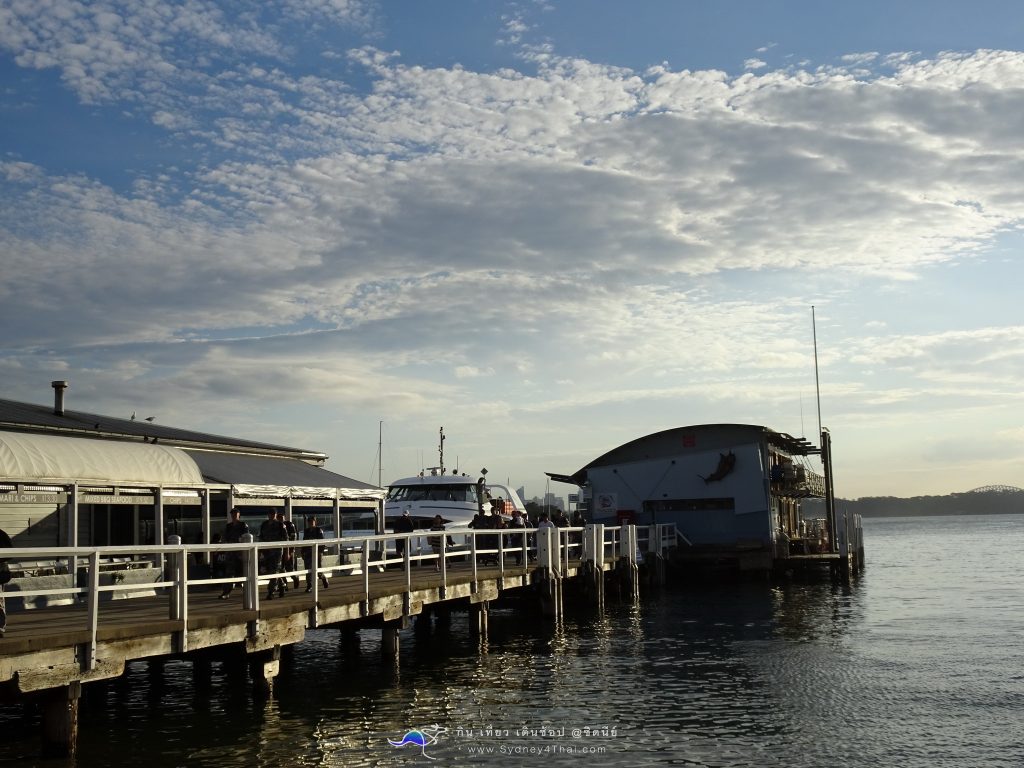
[551,423,822,486]
[0,396,322,459]
[185,450,378,493]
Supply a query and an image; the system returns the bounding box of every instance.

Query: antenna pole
[812,306,823,441]
[439,426,445,475]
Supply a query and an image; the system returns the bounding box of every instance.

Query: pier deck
[0,560,576,679]
[0,522,667,700]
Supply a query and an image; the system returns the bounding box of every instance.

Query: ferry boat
[384,470,527,532]
[383,428,526,533]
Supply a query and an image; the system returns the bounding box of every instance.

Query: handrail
[0,525,638,662]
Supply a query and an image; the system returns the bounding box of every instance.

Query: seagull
[130,411,136,421]
[144,416,156,422]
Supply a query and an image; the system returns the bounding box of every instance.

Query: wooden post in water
[646,525,666,588]
[856,514,866,571]
[39,681,80,758]
[381,621,401,660]
[841,511,853,582]
[536,526,563,619]
[581,524,605,609]
[193,656,213,692]
[821,429,838,555]
[616,525,640,600]
[469,601,489,636]
[250,646,281,698]
[340,627,361,655]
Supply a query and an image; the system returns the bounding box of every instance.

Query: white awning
[232,483,386,500]
[0,430,204,486]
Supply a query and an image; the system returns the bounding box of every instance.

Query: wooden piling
[192,657,213,692]
[538,572,563,619]
[580,560,604,609]
[250,646,281,698]
[340,627,361,655]
[469,601,489,636]
[39,681,80,759]
[381,622,401,660]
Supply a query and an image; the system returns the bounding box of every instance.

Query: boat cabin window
[387,484,478,503]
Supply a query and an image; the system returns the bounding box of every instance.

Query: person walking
[427,514,453,571]
[393,508,415,561]
[219,508,249,599]
[303,516,329,592]
[0,527,11,636]
[279,512,300,589]
[259,509,288,599]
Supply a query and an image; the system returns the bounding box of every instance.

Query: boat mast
[812,305,822,440]
[378,420,383,488]
[812,306,838,554]
[438,426,446,475]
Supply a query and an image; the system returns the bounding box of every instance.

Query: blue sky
[3,0,1024,499]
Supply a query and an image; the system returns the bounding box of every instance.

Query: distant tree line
[803,489,1024,518]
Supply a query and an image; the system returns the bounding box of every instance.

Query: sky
[2,1,1024,500]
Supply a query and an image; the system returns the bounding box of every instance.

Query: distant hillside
[803,489,1024,518]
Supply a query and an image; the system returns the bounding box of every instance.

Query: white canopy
[0,430,204,486]
[232,483,385,500]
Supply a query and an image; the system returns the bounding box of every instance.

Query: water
[3,514,1023,767]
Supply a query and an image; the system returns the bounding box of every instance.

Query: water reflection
[72,581,867,766]
[7,518,1023,767]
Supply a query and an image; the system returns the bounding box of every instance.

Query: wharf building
[549,423,862,576]
[0,381,384,562]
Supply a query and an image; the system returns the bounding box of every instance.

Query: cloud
[4,11,1024,493]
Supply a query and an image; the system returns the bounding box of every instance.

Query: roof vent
[51,380,68,416]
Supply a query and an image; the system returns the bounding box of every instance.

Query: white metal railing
[636,523,680,556]
[0,525,638,665]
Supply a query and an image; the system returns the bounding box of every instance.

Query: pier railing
[0,523,664,660]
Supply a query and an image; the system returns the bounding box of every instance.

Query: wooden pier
[0,524,674,758]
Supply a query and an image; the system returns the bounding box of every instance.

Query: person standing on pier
[279,512,300,590]
[302,517,329,592]
[259,509,288,599]
[0,527,11,636]
[218,508,249,599]
[394,508,415,560]
[507,508,527,566]
[427,514,454,571]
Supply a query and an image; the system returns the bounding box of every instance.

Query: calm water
[3,514,1023,767]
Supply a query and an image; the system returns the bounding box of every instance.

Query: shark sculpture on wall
[699,450,736,484]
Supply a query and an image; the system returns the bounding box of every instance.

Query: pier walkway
[0,524,677,757]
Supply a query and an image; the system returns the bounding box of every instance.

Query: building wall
[585,441,772,546]
[0,503,62,547]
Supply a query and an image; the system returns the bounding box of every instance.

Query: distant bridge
[966,485,1023,494]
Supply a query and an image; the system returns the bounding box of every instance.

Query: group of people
[464,506,540,566]
[216,508,329,600]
